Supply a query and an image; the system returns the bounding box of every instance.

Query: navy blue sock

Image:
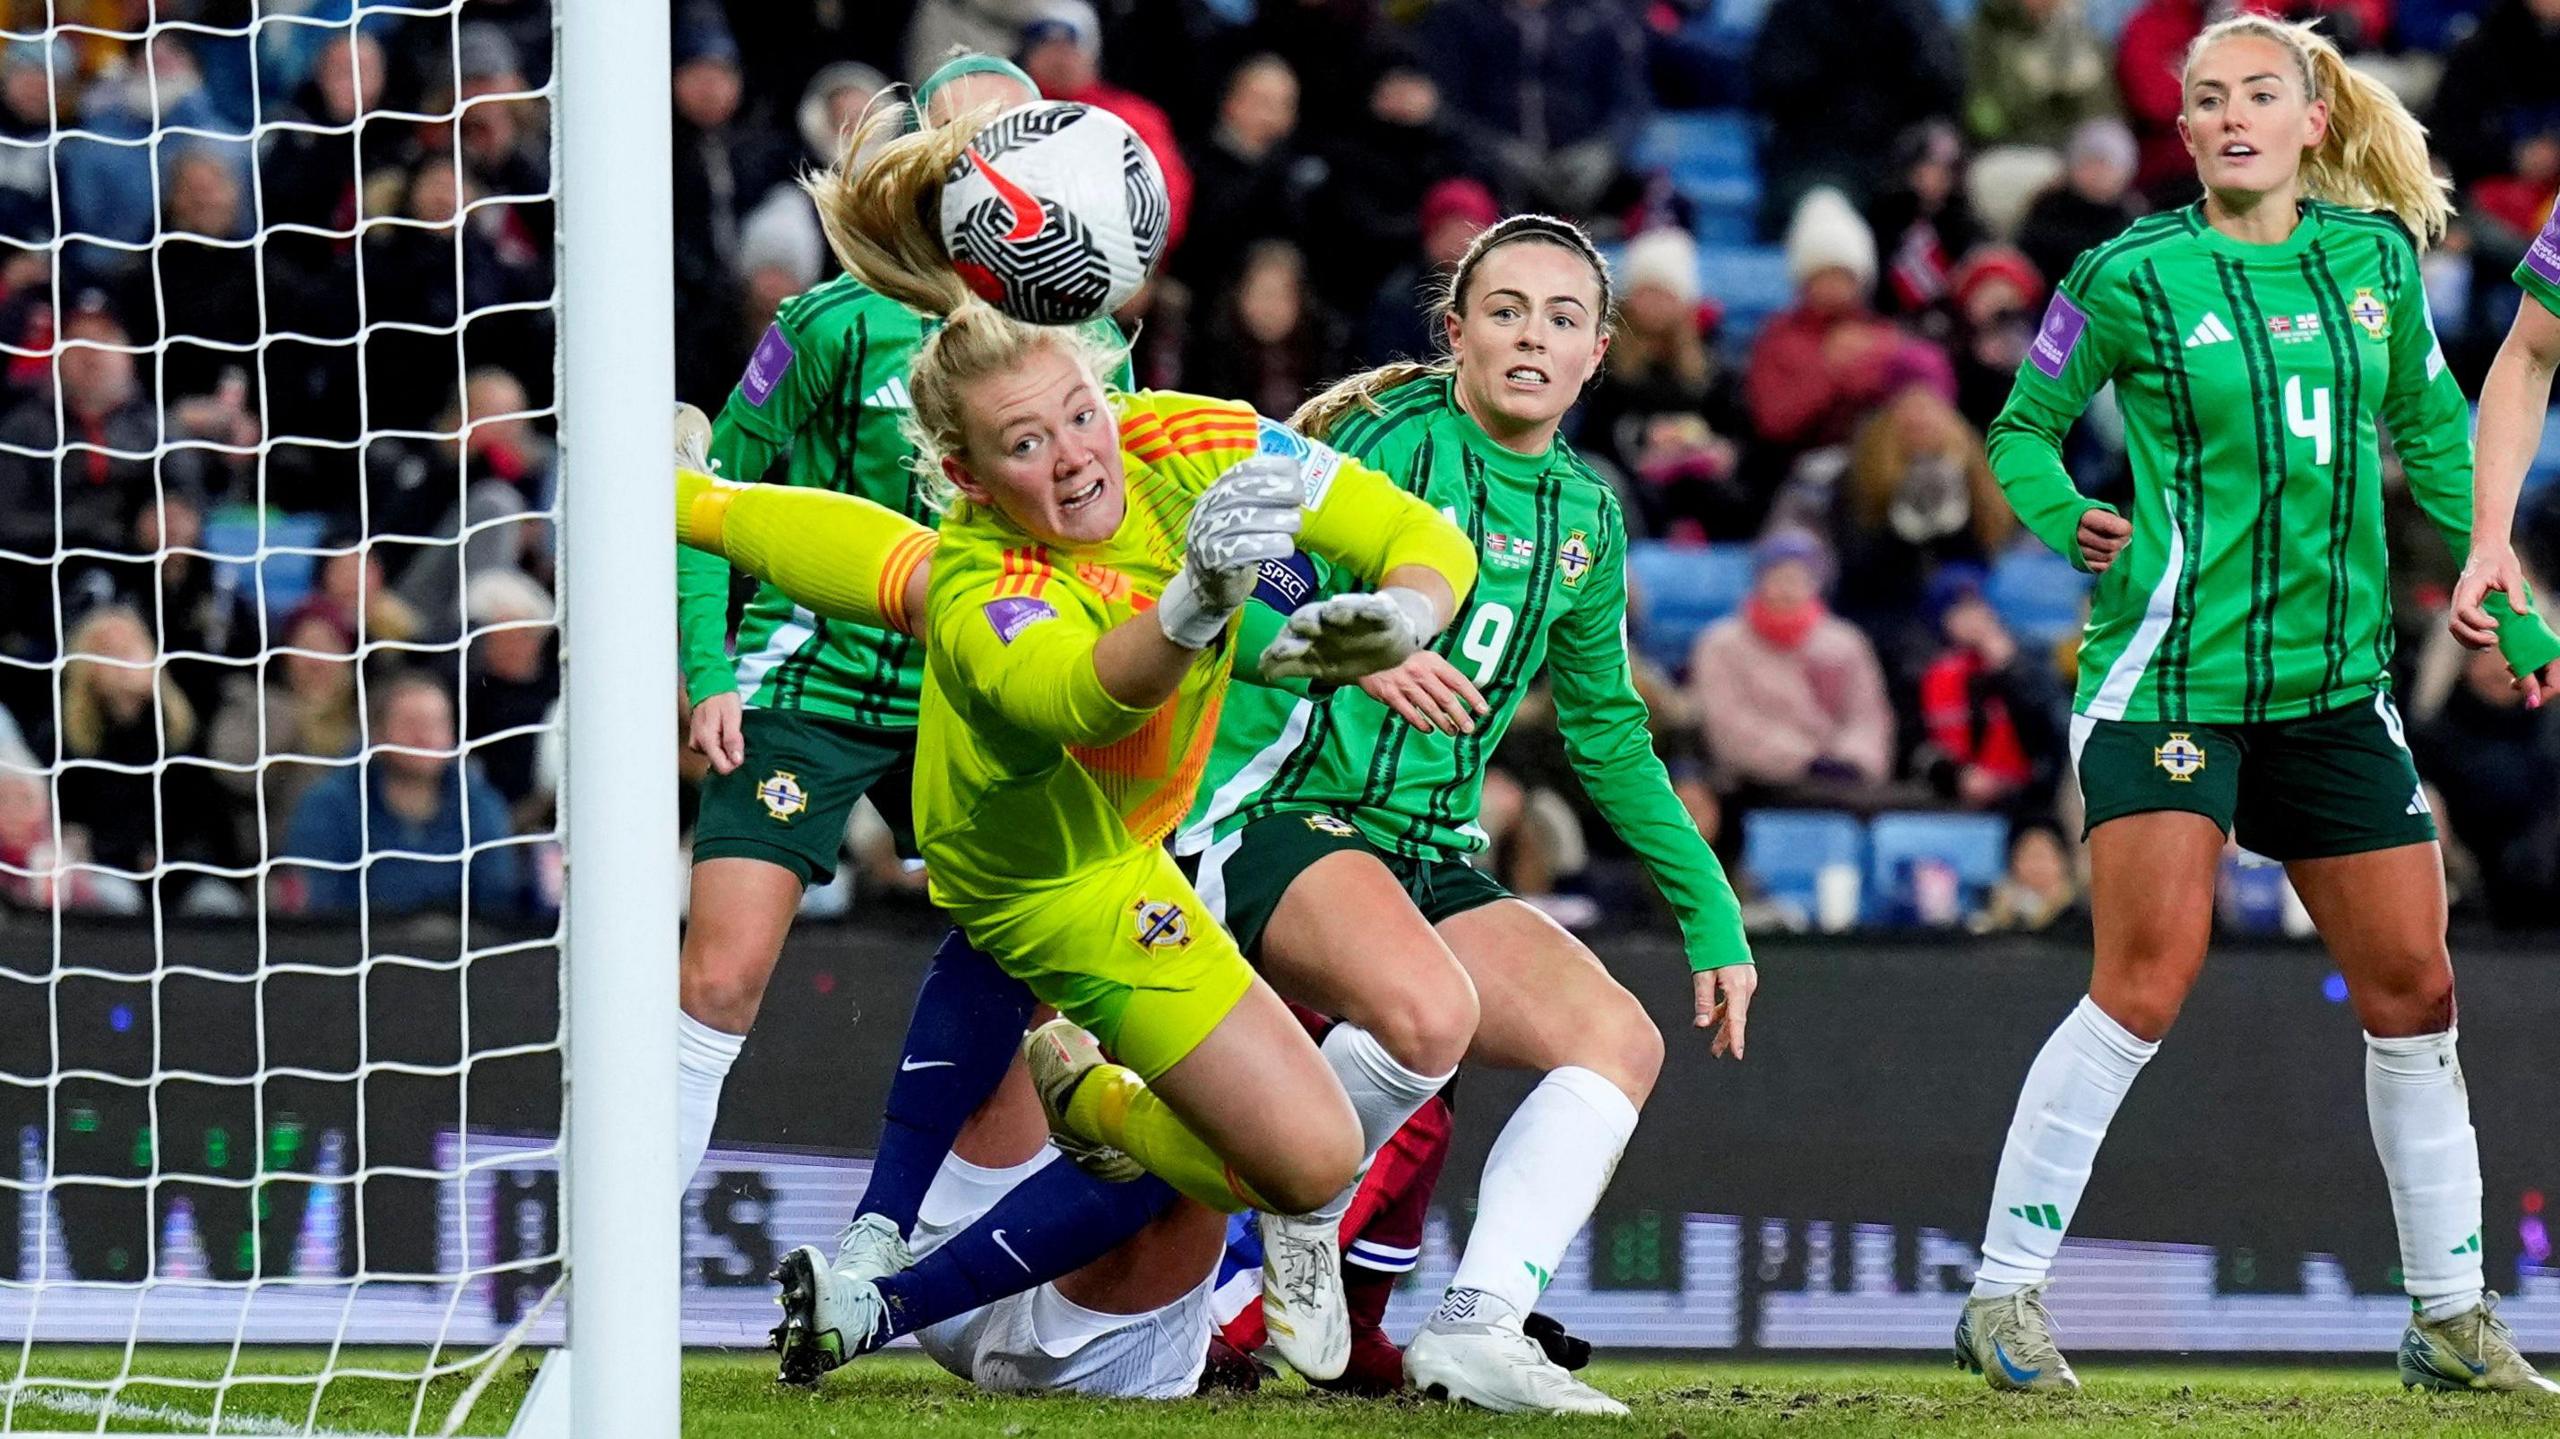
[876,1165,1177,1340]
[856,928,1035,1235]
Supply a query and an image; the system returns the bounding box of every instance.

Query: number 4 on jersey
[2284,376,2333,468]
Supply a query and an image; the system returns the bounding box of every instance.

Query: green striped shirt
[1991,200,2477,724]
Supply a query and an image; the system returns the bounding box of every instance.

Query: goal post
[554,0,679,1432]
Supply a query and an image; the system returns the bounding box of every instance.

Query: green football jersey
[676,276,1129,730]
[1993,200,2476,725]
[2519,207,2560,320]
[1177,375,1749,972]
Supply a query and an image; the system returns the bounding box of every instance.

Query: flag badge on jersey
[757,770,809,821]
[1484,532,1538,570]
[1558,529,1594,586]
[2351,288,2389,340]
[1130,896,1193,950]
[2152,734,2206,783]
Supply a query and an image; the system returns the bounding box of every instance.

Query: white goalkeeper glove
[1157,455,1302,650]
[675,401,714,473]
[1258,588,1438,683]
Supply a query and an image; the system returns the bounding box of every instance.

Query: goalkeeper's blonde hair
[2183,15,2452,249]
[803,99,1124,508]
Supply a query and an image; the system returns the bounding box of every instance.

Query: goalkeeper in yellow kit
[679,104,1478,1255]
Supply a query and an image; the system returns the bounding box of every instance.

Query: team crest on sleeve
[2350,288,2389,340]
[2028,291,2089,378]
[1557,530,1594,586]
[1302,813,1359,838]
[740,323,794,406]
[1130,896,1194,950]
[757,770,808,821]
[2152,734,2206,783]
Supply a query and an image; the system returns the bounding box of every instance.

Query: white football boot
[1404,1290,1630,1416]
[769,1243,886,1386]
[1259,1210,1351,1381]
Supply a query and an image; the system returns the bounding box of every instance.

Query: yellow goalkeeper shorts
[949,844,1253,1083]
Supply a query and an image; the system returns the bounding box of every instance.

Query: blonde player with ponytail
[688,101,1482,1378]
[1956,16,2560,1395]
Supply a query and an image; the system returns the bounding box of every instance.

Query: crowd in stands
[3,0,2556,936]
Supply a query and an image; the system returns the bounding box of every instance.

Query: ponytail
[802,99,982,316]
[1290,213,1617,441]
[2186,16,2452,249]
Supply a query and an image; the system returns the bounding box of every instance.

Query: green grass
[18,1351,2560,1436]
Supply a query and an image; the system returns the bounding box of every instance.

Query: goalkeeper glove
[1258,588,1437,682]
[1158,455,1302,649]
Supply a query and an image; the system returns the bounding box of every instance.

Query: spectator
[0,40,67,244]
[1745,189,1952,464]
[59,492,262,726]
[1964,0,2118,150]
[257,29,394,235]
[0,300,176,565]
[296,540,424,649]
[462,568,557,823]
[361,154,549,432]
[670,2,797,409]
[1308,51,1482,313]
[2412,642,2560,929]
[1688,530,1896,793]
[1750,0,1964,232]
[208,608,360,860]
[51,603,235,883]
[58,34,251,262]
[2431,0,2560,193]
[449,23,550,206]
[907,0,1049,87]
[1178,53,1311,296]
[1020,1,1194,256]
[1912,582,2064,816]
[1413,0,1649,217]
[1115,274,1191,391]
[1578,226,1755,542]
[729,60,885,341]
[1833,388,2016,674]
[2015,118,2145,291]
[1970,820,2082,932]
[1867,120,1986,324]
[138,148,261,406]
[1185,240,1347,421]
[279,669,523,919]
[1947,245,2045,435]
[1363,175,1498,366]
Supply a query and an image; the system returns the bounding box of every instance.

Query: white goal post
[0,0,675,1432]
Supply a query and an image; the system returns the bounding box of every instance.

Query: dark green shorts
[2072,692,2437,861]
[692,709,916,884]
[1189,808,1511,959]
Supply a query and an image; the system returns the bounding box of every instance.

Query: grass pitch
[16,1350,2560,1436]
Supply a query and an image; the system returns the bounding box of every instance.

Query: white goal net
[0,2,668,1432]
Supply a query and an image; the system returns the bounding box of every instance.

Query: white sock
[2366,1028,2484,1321]
[1442,1066,1639,1317]
[1303,1023,1451,1224]
[677,1010,746,1193]
[1971,996,2157,1297]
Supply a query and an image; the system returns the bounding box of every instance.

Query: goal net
[0,2,673,1433]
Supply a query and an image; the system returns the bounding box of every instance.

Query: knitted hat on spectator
[467,568,553,628]
[1020,1,1102,60]
[1419,177,1500,238]
[672,2,739,69]
[1784,187,1876,292]
[1621,227,1700,306]
[1753,527,1835,590]
[2066,117,2138,176]
[1950,244,2043,315]
[799,60,888,159]
[456,23,521,83]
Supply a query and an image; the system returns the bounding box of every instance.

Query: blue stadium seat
[1628,541,1752,675]
[1694,244,1793,347]
[1742,809,1865,920]
[1985,545,2092,646]
[1631,112,1762,247]
[203,509,329,622]
[1866,812,2010,925]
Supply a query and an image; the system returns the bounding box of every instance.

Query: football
[937,100,1169,325]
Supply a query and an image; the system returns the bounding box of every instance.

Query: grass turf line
[19,1351,2560,1435]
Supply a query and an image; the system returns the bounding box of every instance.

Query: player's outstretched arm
[676,467,935,638]
[2453,299,2560,700]
[1262,450,1476,682]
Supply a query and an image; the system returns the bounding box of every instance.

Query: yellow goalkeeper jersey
[915,390,1475,912]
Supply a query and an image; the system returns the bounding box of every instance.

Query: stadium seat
[1742,808,1865,922]
[1866,812,2010,926]
[1985,545,2092,646]
[1631,112,1762,246]
[204,509,328,622]
[1628,540,1752,675]
[1693,244,1794,347]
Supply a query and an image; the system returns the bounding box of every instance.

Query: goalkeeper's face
[945,345,1126,547]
